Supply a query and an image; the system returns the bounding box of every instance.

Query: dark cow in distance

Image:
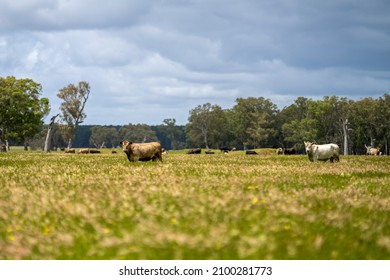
[284,148,296,155]
[187,148,202,154]
[120,140,162,162]
[220,146,231,153]
[245,150,258,155]
[220,146,236,153]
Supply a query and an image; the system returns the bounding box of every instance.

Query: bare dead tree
[44,114,60,152]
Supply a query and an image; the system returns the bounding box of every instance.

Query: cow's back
[316,143,340,161]
[131,142,162,161]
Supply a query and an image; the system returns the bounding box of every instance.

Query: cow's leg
[124,151,131,161]
[154,151,163,162]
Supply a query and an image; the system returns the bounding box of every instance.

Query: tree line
[185,96,390,155]
[1,76,389,155]
[20,95,390,155]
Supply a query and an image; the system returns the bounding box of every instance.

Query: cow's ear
[129,142,133,145]
[120,141,123,145]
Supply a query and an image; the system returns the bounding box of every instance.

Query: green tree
[348,97,379,152]
[57,81,90,148]
[231,97,277,149]
[119,124,158,143]
[280,97,317,150]
[186,103,213,148]
[377,94,390,155]
[159,118,181,150]
[282,119,318,147]
[0,76,50,151]
[208,106,233,148]
[90,126,119,148]
[310,96,349,144]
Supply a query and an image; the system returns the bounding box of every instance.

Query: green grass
[1,149,390,259]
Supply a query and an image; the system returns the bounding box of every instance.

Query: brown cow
[78,148,101,154]
[369,148,381,156]
[120,140,162,162]
[78,148,90,154]
[187,148,202,154]
[365,144,381,156]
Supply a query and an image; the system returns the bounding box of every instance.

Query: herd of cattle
[63,140,383,163]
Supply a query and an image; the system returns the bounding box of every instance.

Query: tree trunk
[44,114,59,153]
[0,128,6,152]
[67,137,73,149]
[342,119,349,155]
[204,136,209,149]
[0,137,6,152]
[44,126,54,152]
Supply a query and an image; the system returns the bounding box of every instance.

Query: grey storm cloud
[1,0,390,125]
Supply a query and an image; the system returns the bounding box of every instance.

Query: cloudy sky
[1,0,390,125]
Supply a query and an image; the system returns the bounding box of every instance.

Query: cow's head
[119,140,132,151]
[304,141,314,155]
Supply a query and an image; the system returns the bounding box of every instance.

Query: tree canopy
[0,76,50,150]
[57,81,90,148]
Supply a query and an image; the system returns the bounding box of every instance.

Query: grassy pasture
[1,149,390,260]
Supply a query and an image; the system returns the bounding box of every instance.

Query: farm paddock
[1,149,389,259]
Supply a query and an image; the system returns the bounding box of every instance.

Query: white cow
[304,141,340,162]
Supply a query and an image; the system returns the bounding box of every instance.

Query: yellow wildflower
[252,197,258,204]
[43,226,50,235]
